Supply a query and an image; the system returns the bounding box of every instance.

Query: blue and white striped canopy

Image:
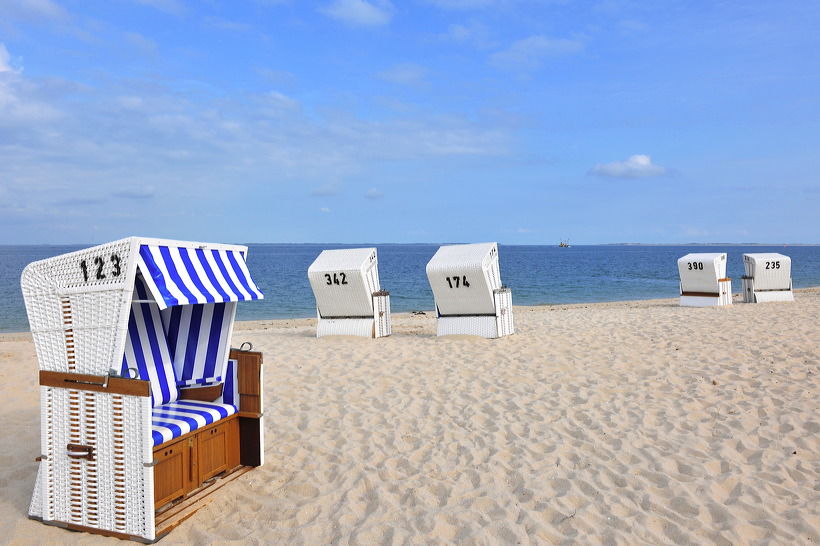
[137,244,264,309]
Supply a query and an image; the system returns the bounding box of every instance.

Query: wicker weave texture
[317,317,376,337]
[39,386,154,540]
[437,316,499,338]
[494,288,515,337]
[314,294,392,338]
[22,238,137,376]
[308,248,380,318]
[374,294,391,338]
[426,243,501,317]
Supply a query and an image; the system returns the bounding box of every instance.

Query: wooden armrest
[39,371,149,397]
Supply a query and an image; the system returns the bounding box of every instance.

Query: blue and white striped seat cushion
[151,400,237,447]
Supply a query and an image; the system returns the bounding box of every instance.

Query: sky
[1,0,818,245]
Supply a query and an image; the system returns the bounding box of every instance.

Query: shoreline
[5,286,820,341]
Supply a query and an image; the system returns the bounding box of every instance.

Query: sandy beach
[1,289,818,545]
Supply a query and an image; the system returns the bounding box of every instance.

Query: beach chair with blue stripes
[741,253,794,303]
[307,247,391,338]
[677,252,732,307]
[426,242,514,338]
[22,237,265,542]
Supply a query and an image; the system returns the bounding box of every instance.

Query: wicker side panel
[40,386,154,541]
[364,260,380,298]
[374,294,391,338]
[718,279,732,306]
[742,277,755,303]
[484,253,502,292]
[494,288,514,337]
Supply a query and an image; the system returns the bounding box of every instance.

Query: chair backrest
[308,248,380,318]
[162,301,236,386]
[426,242,501,316]
[677,253,727,294]
[121,276,179,407]
[743,253,791,291]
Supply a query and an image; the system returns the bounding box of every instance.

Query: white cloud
[203,17,255,33]
[0,53,64,122]
[445,21,496,50]
[132,0,185,16]
[377,63,428,87]
[588,154,668,179]
[618,19,649,34]
[0,0,68,21]
[365,187,384,199]
[320,207,331,213]
[490,35,583,71]
[0,51,514,243]
[124,32,157,54]
[321,0,394,27]
[262,90,300,113]
[425,0,497,8]
[117,95,144,110]
[0,43,21,73]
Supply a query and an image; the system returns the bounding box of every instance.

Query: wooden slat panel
[230,349,263,415]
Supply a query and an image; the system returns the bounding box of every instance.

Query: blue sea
[2,244,819,333]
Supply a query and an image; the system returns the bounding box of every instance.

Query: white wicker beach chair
[307,248,390,338]
[22,237,266,542]
[426,242,514,338]
[741,253,794,303]
[677,252,732,307]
